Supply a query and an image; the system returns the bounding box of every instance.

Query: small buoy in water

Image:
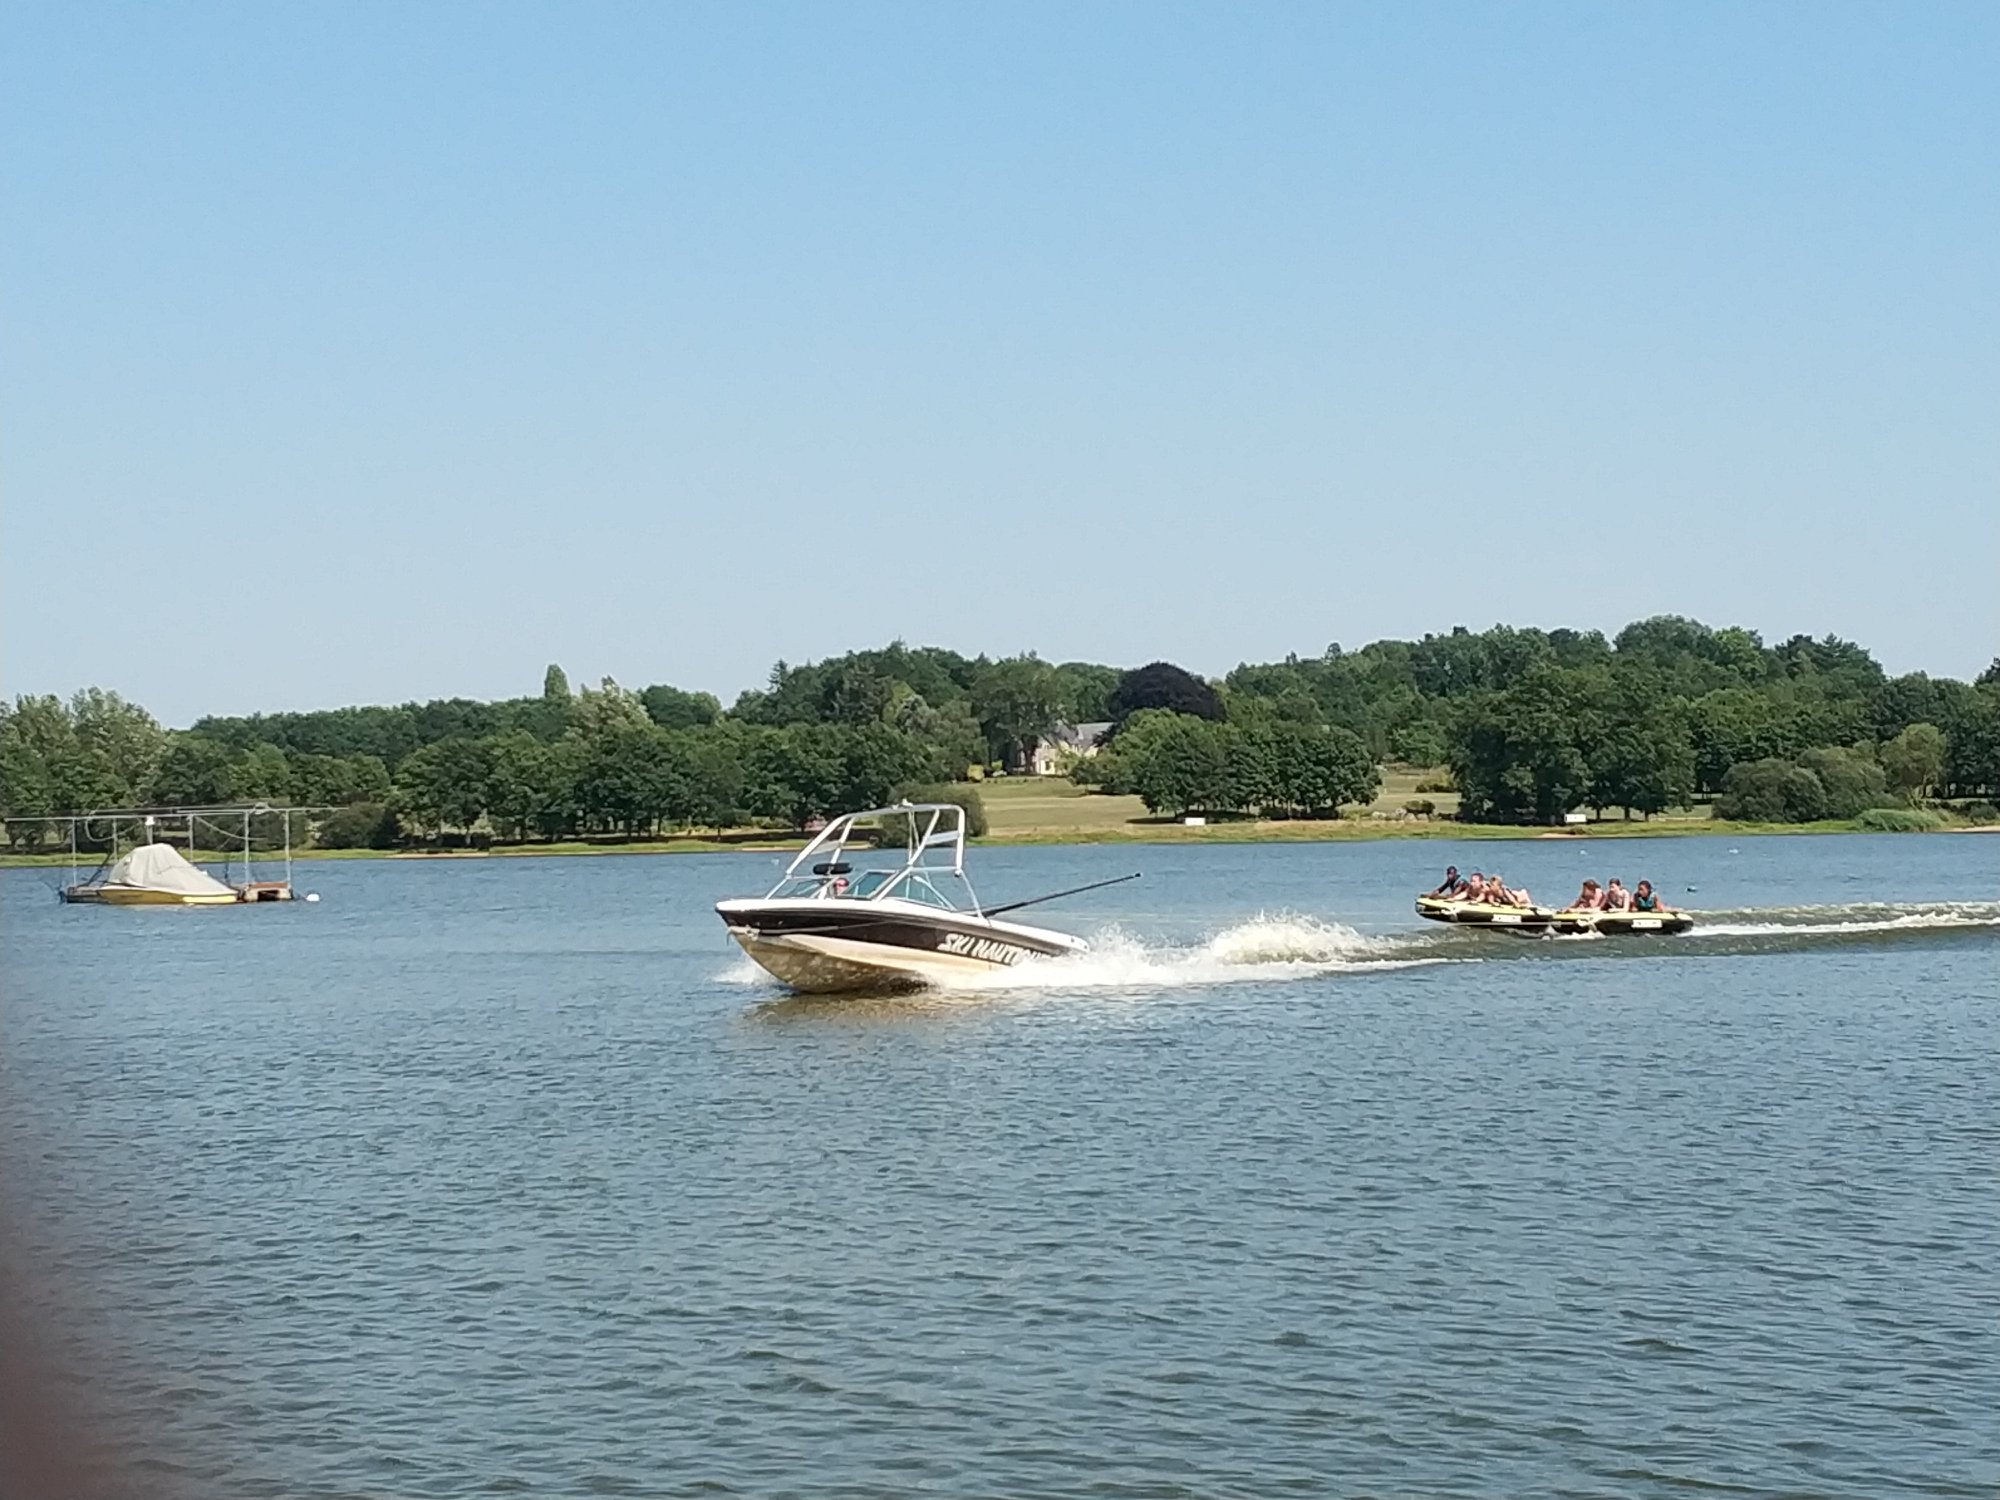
[1727,848,1739,855]
[304,892,321,903]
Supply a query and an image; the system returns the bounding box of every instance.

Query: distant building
[1030,722,1113,777]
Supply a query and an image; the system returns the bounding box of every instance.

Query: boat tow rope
[982,872,1141,917]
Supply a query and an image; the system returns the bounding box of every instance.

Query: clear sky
[5,1,1996,725]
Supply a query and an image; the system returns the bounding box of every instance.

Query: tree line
[3,618,1997,846]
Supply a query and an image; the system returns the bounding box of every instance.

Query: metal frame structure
[6,805,323,903]
[766,803,977,913]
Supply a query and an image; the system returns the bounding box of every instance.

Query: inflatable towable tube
[1414,896,1695,937]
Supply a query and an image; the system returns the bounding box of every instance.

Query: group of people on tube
[1427,866,1674,914]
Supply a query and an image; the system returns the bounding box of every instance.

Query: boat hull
[1415,896,1693,937]
[62,885,241,906]
[717,899,1085,994]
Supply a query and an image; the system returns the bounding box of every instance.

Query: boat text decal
[938,932,1027,965]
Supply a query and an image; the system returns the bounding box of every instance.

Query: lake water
[3,833,1997,1499]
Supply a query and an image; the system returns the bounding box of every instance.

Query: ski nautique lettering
[937,931,1027,964]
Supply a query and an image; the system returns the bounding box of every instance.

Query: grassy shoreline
[4,771,1980,868]
[2,814,1978,868]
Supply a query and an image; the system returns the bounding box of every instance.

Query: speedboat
[1415,895,1694,937]
[716,803,1090,993]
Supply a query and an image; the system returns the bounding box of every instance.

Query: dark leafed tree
[1106,661,1224,728]
[640,684,723,730]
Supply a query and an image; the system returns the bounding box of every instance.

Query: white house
[1030,722,1113,776]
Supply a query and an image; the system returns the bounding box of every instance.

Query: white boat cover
[104,843,237,897]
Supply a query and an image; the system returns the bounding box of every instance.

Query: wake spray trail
[943,913,1451,993]
[1680,901,2000,941]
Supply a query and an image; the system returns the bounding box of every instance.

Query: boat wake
[938,913,1444,993]
[720,901,2000,998]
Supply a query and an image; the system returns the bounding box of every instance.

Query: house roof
[1039,721,1112,752]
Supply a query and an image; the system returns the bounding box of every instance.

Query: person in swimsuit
[1632,880,1674,913]
[1564,879,1604,911]
[1486,873,1532,907]
[1601,878,1633,912]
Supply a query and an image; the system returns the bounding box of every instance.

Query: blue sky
[6,1,1996,725]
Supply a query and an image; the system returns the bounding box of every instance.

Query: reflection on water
[2,836,1996,1499]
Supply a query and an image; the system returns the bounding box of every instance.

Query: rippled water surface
[4,834,1997,1498]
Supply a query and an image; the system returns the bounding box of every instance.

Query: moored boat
[43,805,304,906]
[62,843,242,905]
[716,803,1090,993]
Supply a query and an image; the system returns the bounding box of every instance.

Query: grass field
[975,771,1773,844]
[977,765,1463,838]
[3,772,1972,868]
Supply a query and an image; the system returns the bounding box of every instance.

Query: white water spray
[1683,901,2000,941]
[945,912,1445,992]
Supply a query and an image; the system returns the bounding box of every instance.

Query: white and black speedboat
[716,803,1092,993]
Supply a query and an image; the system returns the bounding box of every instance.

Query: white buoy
[304,892,321,903]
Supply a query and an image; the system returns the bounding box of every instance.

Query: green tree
[1259,722,1378,816]
[1386,717,1448,767]
[543,664,571,701]
[639,684,723,730]
[1879,722,1946,803]
[1587,705,1696,819]
[1715,759,1828,822]
[70,689,167,802]
[1797,746,1891,819]
[1446,672,1591,824]
[573,723,684,835]
[315,803,400,849]
[1118,711,1235,817]
[393,738,493,837]
[1869,673,1948,742]
[743,726,848,828]
[1053,662,1121,724]
[1941,685,2000,796]
[1,696,70,824]
[11,694,124,811]
[289,753,392,807]
[675,727,747,830]
[825,662,896,726]
[149,734,237,806]
[229,744,292,801]
[573,677,652,738]
[1689,688,1798,795]
[833,724,929,812]
[484,731,569,840]
[972,656,1067,770]
[885,688,986,779]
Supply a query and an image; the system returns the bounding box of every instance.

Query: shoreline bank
[2,816,1980,868]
